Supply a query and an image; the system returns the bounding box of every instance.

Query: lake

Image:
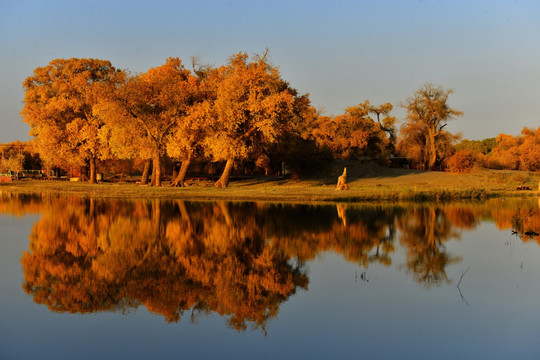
[1,194,539,359]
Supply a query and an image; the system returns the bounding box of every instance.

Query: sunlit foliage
[486,127,540,171]
[200,52,297,187]
[446,150,477,173]
[102,58,200,186]
[21,58,125,182]
[312,101,395,161]
[399,83,463,169]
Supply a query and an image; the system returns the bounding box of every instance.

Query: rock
[336,167,350,191]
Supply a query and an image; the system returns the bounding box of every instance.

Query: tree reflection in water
[0,194,536,330]
[397,207,461,287]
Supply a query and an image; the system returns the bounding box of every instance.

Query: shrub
[446,150,477,173]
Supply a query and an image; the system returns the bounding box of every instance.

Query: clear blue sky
[1,0,538,142]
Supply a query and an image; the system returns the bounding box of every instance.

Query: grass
[1,163,539,203]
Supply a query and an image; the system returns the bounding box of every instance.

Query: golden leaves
[21,58,125,173]
[488,126,540,171]
[312,102,391,160]
[202,52,296,162]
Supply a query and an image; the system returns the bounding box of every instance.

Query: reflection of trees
[489,198,540,244]
[14,195,540,327]
[262,204,399,268]
[0,193,44,216]
[21,198,308,331]
[397,207,461,288]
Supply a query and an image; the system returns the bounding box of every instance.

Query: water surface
[1,195,539,359]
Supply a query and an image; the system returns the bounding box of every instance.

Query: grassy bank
[1,164,539,202]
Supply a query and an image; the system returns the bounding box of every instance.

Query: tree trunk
[88,156,97,184]
[80,166,88,181]
[152,152,162,187]
[140,159,151,185]
[171,152,193,187]
[428,138,437,170]
[217,201,232,226]
[151,169,156,186]
[214,159,234,188]
[89,198,96,217]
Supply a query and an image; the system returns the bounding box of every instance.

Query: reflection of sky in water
[1,201,539,359]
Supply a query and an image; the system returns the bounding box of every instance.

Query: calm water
[1,194,539,359]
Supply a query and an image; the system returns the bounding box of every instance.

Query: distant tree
[21,58,124,183]
[397,119,459,169]
[490,133,521,170]
[401,84,463,169]
[365,101,397,144]
[518,127,540,172]
[0,141,41,173]
[455,138,496,157]
[0,153,25,176]
[312,102,391,161]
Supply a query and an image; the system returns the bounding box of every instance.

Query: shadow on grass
[232,176,290,188]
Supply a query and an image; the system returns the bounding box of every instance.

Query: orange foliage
[396,207,461,287]
[21,58,125,182]
[400,84,462,169]
[200,52,297,187]
[103,58,200,186]
[312,101,393,160]
[487,127,540,171]
[12,195,540,330]
[446,150,477,173]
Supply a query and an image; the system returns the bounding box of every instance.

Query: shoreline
[1,175,538,203]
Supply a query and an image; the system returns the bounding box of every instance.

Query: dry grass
[1,163,538,202]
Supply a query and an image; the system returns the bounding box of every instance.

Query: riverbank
[1,165,538,202]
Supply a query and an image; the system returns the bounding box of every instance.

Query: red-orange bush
[446,150,477,173]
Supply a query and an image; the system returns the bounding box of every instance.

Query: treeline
[450,128,540,173]
[12,52,540,185]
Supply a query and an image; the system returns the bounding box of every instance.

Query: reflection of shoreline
[1,195,537,329]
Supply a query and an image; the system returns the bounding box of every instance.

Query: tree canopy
[201,52,297,187]
[19,53,540,184]
[21,58,124,182]
[104,57,200,186]
[399,83,463,169]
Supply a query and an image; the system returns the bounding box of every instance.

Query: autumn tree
[312,102,392,160]
[0,153,25,176]
[366,101,397,145]
[518,127,540,171]
[489,133,521,170]
[0,141,37,175]
[266,92,327,177]
[484,127,540,171]
[21,58,124,183]
[105,58,199,186]
[166,61,215,186]
[400,84,463,169]
[202,51,296,187]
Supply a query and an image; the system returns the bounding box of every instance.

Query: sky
[0,0,539,142]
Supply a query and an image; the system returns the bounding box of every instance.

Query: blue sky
[1,0,539,142]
